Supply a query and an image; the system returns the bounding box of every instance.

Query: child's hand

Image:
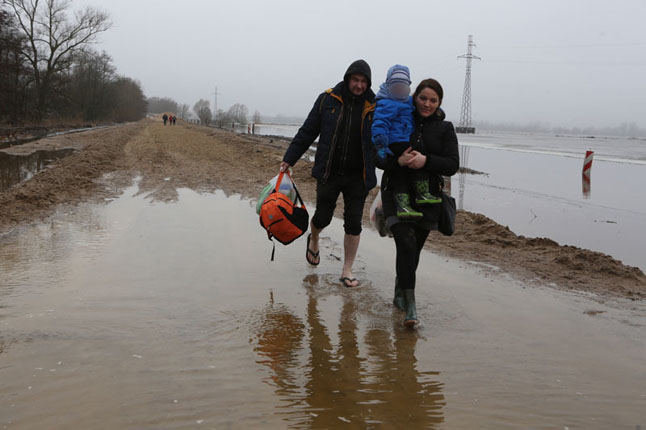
[377,147,394,160]
[373,135,393,160]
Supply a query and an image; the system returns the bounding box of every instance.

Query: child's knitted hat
[386,64,411,86]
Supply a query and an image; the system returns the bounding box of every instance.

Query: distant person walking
[280,59,377,288]
[171,115,176,125]
[376,78,459,328]
[162,113,168,126]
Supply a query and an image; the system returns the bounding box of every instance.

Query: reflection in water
[254,290,307,423]
[582,172,591,198]
[0,148,75,192]
[253,275,445,428]
[458,144,471,210]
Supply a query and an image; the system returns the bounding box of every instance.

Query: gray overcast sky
[78,0,646,127]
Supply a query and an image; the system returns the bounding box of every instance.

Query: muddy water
[0,184,644,429]
[0,149,76,192]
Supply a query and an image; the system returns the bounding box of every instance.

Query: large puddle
[0,183,644,428]
[0,149,76,192]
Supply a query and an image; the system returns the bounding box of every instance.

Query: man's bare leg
[341,233,360,287]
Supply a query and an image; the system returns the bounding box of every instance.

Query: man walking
[280,60,376,287]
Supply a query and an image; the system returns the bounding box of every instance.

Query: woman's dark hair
[414,78,444,104]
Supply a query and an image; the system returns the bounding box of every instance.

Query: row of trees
[213,103,250,127]
[192,101,252,127]
[0,0,146,125]
[147,97,190,120]
[148,95,253,127]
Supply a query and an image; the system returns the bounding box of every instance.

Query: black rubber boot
[414,180,442,205]
[403,289,417,328]
[395,193,423,219]
[393,277,405,311]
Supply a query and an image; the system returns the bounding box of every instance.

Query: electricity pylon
[457,35,481,134]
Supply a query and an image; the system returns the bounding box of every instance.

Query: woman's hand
[397,147,416,167]
[407,152,427,170]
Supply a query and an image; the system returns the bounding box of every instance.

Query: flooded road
[0,183,644,428]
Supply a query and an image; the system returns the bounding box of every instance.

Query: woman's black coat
[377,108,460,229]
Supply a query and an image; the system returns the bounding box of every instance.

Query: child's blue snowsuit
[371,96,414,160]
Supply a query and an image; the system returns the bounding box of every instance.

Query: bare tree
[178,103,190,120]
[110,77,146,122]
[214,109,226,127]
[2,0,111,120]
[0,8,30,123]
[252,110,261,124]
[193,99,212,125]
[66,49,115,121]
[227,103,248,124]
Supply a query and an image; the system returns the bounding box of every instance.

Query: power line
[483,42,646,49]
[483,59,646,67]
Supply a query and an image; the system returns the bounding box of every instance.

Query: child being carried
[372,64,441,220]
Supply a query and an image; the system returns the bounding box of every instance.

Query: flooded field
[253,125,646,163]
[254,124,646,271]
[0,182,644,428]
[456,146,646,270]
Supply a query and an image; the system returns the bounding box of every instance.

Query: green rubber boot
[395,193,423,219]
[393,278,405,311]
[414,180,442,205]
[403,289,417,328]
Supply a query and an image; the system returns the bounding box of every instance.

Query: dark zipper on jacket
[414,120,442,193]
[360,107,367,185]
[340,100,354,173]
[414,122,424,150]
[324,95,373,186]
[323,101,344,182]
[325,98,355,181]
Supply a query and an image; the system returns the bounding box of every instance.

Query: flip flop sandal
[306,233,320,266]
[339,277,359,288]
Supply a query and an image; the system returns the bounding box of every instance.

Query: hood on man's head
[343,59,372,88]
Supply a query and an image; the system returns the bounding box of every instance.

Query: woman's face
[415,88,441,118]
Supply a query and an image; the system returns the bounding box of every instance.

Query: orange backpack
[259,171,309,260]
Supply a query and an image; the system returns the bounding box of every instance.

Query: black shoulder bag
[438,182,456,236]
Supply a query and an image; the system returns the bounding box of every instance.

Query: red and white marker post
[582,150,593,197]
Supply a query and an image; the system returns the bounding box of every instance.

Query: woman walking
[376,78,459,328]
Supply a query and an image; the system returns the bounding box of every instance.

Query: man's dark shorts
[311,173,367,235]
